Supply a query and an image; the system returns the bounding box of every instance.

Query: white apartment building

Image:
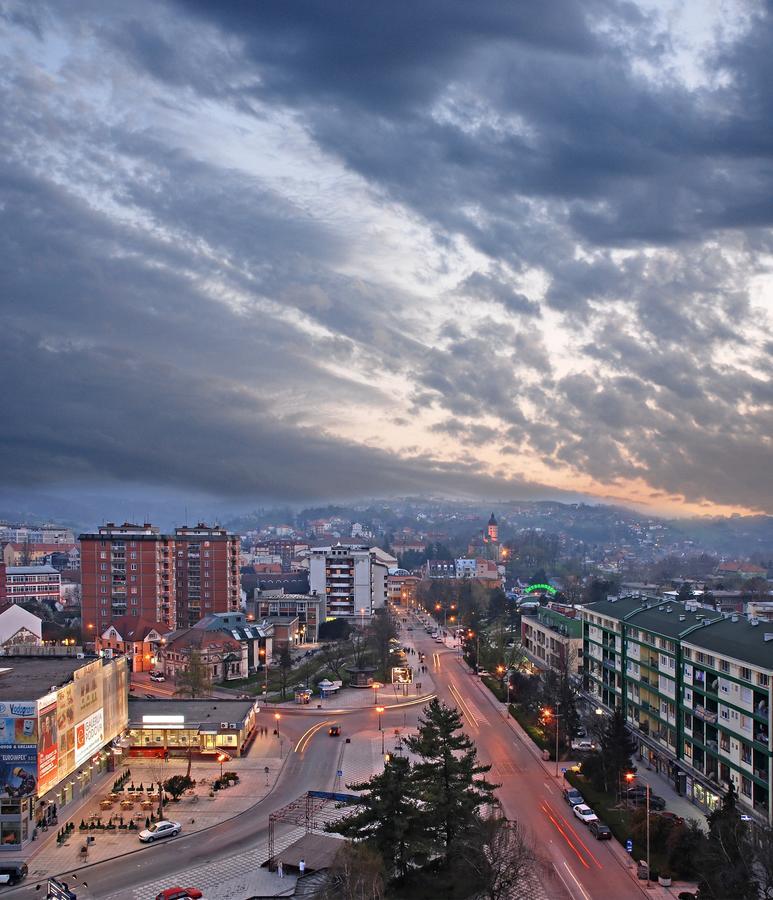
[308,544,388,621]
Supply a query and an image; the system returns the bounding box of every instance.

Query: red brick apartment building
[80,522,239,640]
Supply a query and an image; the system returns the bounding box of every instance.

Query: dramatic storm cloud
[1,0,772,513]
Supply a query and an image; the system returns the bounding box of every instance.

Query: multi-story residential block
[521,604,583,675]
[2,542,78,567]
[583,596,773,824]
[80,523,175,639]
[81,522,239,639]
[387,572,420,608]
[3,565,61,609]
[308,544,388,621]
[0,560,5,607]
[174,525,240,629]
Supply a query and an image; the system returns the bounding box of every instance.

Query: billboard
[0,701,38,798]
[56,682,76,782]
[37,693,58,796]
[75,709,104,766]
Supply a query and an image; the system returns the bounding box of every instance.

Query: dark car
[654,811,685,827]
[0,863,28,885]
[627,792,666,810]
[589,821,612,840]
[329,724,341,736]
[563,788,585,806]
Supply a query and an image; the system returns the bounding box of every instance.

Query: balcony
[694,706,718,725]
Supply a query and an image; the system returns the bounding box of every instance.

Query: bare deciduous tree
[461,813,537,900]
[321,842,385,900]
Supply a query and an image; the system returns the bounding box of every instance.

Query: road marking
[563,861,592,900]
[294,719,331,753]
[540,802,590,870]
[449,682,480,729]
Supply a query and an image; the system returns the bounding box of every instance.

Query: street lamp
[542,705,562,778]
[371,682,382,705]
[274,713,283,759]
[259,646,268,696]
[377,706,385,753]
[217,752,227,780]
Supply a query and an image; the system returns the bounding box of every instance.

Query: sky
[1,0,773,519]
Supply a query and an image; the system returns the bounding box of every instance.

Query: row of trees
[328,699,538,899]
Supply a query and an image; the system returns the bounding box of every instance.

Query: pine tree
[327,755,425,878]
[697,782,756,899]
[404,698,499,855]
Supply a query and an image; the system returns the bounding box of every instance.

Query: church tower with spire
[487,512,499,544]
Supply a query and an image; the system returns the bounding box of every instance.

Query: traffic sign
[336,769,343,777]
[561,767,567,773]
[626,839,633,854]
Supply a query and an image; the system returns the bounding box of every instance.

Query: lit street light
[217,752,228,780]
[541,705,562,778]
[377,706,385,753]
[371,682,382,705]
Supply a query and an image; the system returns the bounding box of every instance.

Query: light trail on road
[448,681,480,730]
[294,719,332,753]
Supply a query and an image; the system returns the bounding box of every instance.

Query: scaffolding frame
[267,790,360,870]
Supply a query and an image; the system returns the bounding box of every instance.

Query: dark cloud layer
[1,0,773,512]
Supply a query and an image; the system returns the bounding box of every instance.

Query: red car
[155,889,203,900]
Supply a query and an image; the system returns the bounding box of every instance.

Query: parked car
[589,821,612,840]
[139,820,181,843]
[0,863,28,885]
[654,811,685,827]
[328,724,341,736]
[570,739,595,752]
[574,726,587,738]
[626,791,666,811]
[476,669,491,677]
[150,672,165,682]
[573,804,599,824]
[155,889,203,900]
[563,788,585,807]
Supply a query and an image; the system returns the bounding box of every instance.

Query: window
[100,575,107,582]
[720,659,730,673]
[100,563,107,571]
[684,648,692,660]
[697,652,705,664]
[741,776,752,798]
[130,575,137,582]
[759,673,770,687]
[101,586,107,594]
[720,707,729,721]
[720,734,730,752]
[100,552,107,559]
[741,743,752,764]
[130,552,137,559]
[740,667,752,682]
[706,655,715,668]
[684,713,693,730]
[131,564,137,571]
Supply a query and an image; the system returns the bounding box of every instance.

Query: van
[0,862,28,885]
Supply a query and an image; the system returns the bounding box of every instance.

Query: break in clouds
[1,0,772,513]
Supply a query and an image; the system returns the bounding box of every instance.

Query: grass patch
[480,675,506,701]
[564,771,670,874]
[508,703,550,753]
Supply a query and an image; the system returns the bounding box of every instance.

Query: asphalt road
[410,625,649,900]
[5,620,650,900]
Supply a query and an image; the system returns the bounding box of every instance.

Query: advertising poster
[102,657,129,742]
[37,693,58,797]
[0,745,37,798]
[74,660,102,723]
[56,683,75,781]
[75,709,104,766]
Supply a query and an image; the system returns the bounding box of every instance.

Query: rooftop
[684,617,773,670]
[0,657,90,700]
[128,698,255,726]
[6,566,60,575]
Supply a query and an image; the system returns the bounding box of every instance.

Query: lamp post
[259,646,268,696]
[542,706,562,778]
[371,682,381,705]
[377,706,385,754]
[274,712,282,759]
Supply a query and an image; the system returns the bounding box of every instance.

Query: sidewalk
[11,729,286,887]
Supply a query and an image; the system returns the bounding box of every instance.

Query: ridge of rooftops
[584,595,773,668]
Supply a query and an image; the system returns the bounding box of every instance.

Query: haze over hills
[4,488,770,558]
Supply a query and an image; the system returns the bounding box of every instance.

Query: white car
[570,739,595,752]
[573,805,598,824]
[150,672,165,682]
[139,820,181,843]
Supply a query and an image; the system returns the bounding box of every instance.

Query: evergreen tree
[327,755,424,878]
[278,644,293,700]
[697,782,756,899]
[404,699,499,855]
[595,707,637,794]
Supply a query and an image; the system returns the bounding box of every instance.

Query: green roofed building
[583,595,773,825]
